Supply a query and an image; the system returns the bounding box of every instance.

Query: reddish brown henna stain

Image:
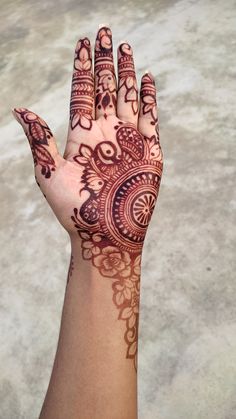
[14,108,55,178]
[70,38,94,130]
[140,73,159,133]
[71,123,163,370]
[95,27,117,117]
[118,43,138,115]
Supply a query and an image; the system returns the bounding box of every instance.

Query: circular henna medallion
[100,162,162,252]
[132,191,156,226]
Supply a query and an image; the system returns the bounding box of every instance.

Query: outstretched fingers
[69,38,94,132]
[117,43,139,126]
[94,26,117,119]
[12,108,61,180]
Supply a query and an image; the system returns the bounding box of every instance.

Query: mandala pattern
[14,108,55,178]
[71,122,163,369]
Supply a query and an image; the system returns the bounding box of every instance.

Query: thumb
[12,107,61,179]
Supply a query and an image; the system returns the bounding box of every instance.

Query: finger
[117,42,139,125]
[12,108,60,180]
[138,73,162,163]
[138,72,159,140]
[69,38,94,133]
[94,25,117,119]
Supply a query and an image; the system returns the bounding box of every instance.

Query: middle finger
[94,26,117,119]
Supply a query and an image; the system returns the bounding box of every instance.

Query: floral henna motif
[140,73,159,139]
[118,43,138,115]
[70,38,94,130]
[14,108,55,178]
[140,73,157,124]
[95,27,117,116]
[71,123,163,369]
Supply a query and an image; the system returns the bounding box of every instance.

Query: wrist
[69,233,141,371]
[69,232,142,280]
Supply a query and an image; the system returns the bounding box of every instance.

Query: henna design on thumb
[12,108,57,179]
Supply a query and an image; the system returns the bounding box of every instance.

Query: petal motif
[127,341,137,357]
[120,306,133,320]
[80,115,92,130]
[94,254,106,267]
[119,266,131,278]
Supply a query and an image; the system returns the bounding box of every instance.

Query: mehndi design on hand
[12,26,163,371]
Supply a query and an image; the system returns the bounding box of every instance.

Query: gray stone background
[0,0,236,418]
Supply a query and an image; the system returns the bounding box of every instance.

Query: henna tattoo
[14,108,55,178]
[71,123,163,369]
[67,255,74,285]
[95,27,117,117]
[140,73,157,124]
[118,43,138,115]
[140,73,159,138]
[70,38,94,130]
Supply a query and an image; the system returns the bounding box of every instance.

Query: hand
[12,26,163,369]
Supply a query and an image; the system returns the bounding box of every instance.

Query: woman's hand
[12,26,163,370]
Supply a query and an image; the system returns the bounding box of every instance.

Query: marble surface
[0,0,236,418]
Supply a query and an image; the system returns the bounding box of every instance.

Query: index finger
[69,38,94,133]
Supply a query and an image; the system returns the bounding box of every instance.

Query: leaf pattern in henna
[14,108,56,179]
[140,73,160,140]
[33,144,56,178]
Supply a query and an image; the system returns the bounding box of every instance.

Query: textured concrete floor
[0,0,236,418]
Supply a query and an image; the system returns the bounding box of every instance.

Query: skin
[12,26,163,419]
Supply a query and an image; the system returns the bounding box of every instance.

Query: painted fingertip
[98,23,110,29]
[142,71,155,83]
[75,36,90,49]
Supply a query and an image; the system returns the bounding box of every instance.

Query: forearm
[39,237,139,419]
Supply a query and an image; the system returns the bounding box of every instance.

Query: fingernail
[144,69,151,74]
[98,23,110,29]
